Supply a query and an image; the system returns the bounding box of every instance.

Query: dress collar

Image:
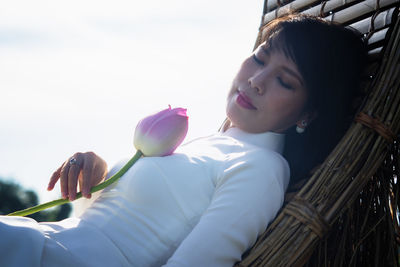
[221,127,285,154]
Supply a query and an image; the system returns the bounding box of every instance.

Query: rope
[319,1,328,18]
[365,0,382,41]
[284,196,330,238]
[355,112,396,142]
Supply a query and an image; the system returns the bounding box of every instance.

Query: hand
[47,152,108,201]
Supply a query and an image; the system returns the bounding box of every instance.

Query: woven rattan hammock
[235,0,400,266]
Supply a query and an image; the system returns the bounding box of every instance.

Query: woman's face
[226,42,309,133]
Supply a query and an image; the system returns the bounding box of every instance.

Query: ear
[296,111,318,130]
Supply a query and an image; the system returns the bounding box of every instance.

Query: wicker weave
[236,0,400,266]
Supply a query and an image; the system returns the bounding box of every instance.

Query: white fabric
[0,127,289,267]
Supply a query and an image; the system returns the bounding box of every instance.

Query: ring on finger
[69,157,78,166]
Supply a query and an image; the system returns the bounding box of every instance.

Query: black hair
[260,14,368,184]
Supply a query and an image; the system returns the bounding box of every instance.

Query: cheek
[267,94,307,121]
[231,58,254,85]
[227,62,251,101]
[226,83,236,100]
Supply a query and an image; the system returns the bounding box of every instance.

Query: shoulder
[220,146,290,192]
[248,147,290,189]
[213,147,289,222]
[227,145,289,177]
[248,147,288,168]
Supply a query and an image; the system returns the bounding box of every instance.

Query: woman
[0,14,366,267]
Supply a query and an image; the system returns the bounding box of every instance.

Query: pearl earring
[296,120,307,134]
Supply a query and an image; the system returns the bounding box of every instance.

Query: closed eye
[252,54,264,66]
[277,77,293,90]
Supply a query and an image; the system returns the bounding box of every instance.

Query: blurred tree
[0,178,71,222]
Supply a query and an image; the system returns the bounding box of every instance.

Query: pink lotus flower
[134,106,189,156]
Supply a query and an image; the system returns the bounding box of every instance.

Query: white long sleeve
[0,127,289,267]
[164,148,289,266]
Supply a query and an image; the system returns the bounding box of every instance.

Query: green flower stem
[7,150,143,217]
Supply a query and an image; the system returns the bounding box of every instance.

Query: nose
[248,75,265,95]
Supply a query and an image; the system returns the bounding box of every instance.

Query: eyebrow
[260,44,304,86]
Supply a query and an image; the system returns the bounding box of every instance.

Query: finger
[78,171,83,194]
[82,153,95,198]
[48,166,62,191]
[60,162,70,199]
[93,160,108,185]
[78,171,92,199]
[68,159,82,201]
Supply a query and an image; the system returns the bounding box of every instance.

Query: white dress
[0,127,290,267]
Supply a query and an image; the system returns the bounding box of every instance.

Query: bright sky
[0,0,263,203]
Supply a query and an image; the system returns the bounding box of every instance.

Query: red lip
[236,91,257,110]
